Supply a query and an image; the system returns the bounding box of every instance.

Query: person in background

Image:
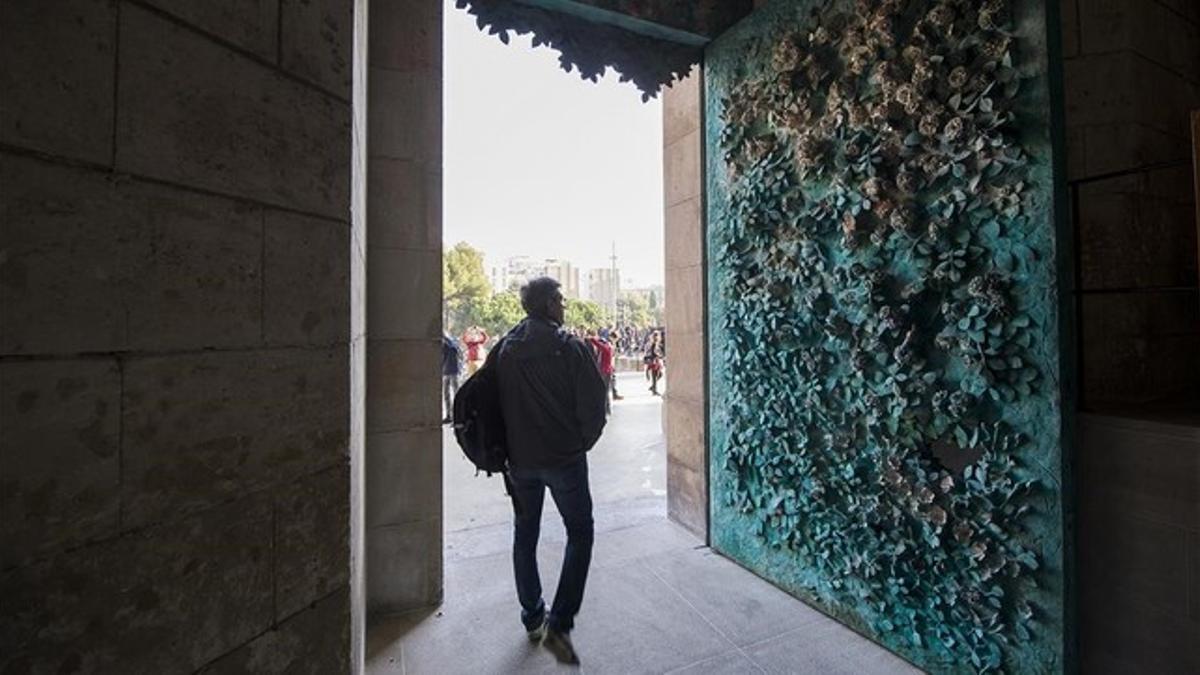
[462,325,489,376]
[441,333,462,424]
[586,328,616,414]
[644,330,665,396]
[495,277,607,665]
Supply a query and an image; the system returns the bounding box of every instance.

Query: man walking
[441,333,461,424]
[495,277,607,664]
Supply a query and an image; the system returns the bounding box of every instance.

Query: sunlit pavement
[367,371,921,675]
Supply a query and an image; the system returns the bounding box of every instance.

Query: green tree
[469,291,525,337]
[443,242,492,332]
[565,298,606,329]
[617,293,652,326]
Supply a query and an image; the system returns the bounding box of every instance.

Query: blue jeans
[509,457,594,633]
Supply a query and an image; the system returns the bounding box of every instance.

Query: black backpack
[452,340,508,475]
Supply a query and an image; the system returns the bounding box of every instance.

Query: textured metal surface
[704,0,1071,672]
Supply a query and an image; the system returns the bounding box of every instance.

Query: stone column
[364,0,445,616]
[662,68,708,539]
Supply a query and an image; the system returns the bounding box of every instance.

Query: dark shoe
[441,416,452,424]
[526,617,547,643]
[542,628,580,665]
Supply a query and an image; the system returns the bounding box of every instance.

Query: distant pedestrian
[495,277,607,665]
[644,330,664,396]
[441,334,461,424]
[462,325,489,376]
[586,328,616,414]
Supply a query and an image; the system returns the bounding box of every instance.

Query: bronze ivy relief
[456,0,705,99]
[707,0,1066,672]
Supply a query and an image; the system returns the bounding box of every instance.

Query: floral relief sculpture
[709,0,1066,672]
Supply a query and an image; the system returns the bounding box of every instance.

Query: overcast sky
[443,0,666,288]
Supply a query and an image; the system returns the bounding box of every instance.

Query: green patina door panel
[704,0,1073,672]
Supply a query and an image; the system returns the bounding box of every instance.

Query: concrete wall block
[264,210,351,346]
[1,156,127,354]
[367,248,442,340]
[1080,509,1192,624]
[0,0,115,164]
[124,182,264,351]
[281,0,354,98]
[1081,292,1200,403]
[369,0,441,71]
[664,196,703,271]
[1,155,263,355]
[1190,531,1198,621]
[366,518,442,615]
[0,359,120,570]
[1078,183,1199,289]
[141,0,278,61]
[367,158,440,250]
[1158,0,1200,24]
[1083,122,1192,176]
[1065,125,1086,181]
[1079,414,1200,532]
[275,464,351,620]
[198,587,351,675]
[0,495,273,673]
[364,428,442,528]
[665,264,704,335]
[367,66,441,164]
[1079,0,1199,84]
[116,5,351,219]
[121,347,349,529]
[664,129,702,207]
[365,338,440,433]
[663,68,701,147]
[667,459,706,538]
[664,331,704,402]
[665,395,706,470]
[1061,0,1080,58]
[1079,571,1200,674]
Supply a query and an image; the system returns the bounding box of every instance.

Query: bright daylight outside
[439,0,668,600]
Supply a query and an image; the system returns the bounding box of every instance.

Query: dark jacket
[442,336,461,376]
[496,317,607,469]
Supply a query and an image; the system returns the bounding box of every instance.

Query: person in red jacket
[461,325,489,376]
[586,329,615,414]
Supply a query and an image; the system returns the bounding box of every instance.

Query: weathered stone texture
[367,248,441,340]
[667,459,706,538]
[121,347,349,529]
[364,429,442,528]
[367,518,442,615]
[367,159,440,250]
[142,0,278,62]
[664,265,704,335]
[264,210,351,345]
[1,155,264,355]
[1078,173,1199,290]
[275,464,351,620]
[1078,414,1200,674]
[198,587,351,675]
[116,5,351,219]
[664,196,703,270]
[281,0,354,98]
[0,0,115,164]
[664,129,702,207]
[0,496,273,674]
[365,339,440,433]
[1081,292,1200,404]
[368,0,440,71]
[367,67,441,164]
[0,359,120,570]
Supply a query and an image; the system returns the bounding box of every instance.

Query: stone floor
[368,373,922,674]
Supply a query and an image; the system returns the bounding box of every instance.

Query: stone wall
[1,0,356,671]
[1062,0,1200,406]
[662,68,707,539]
[1077,413,1199,673]
[364,0,445,617]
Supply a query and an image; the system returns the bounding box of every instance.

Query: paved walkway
[367,374,921,674]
